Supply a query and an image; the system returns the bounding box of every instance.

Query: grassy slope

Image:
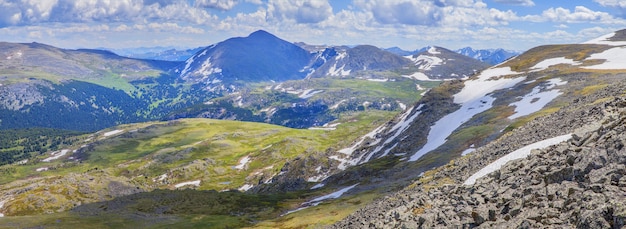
[0,108,396,220]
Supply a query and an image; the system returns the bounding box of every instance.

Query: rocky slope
[332,84,626,228]
[329,29,626,228]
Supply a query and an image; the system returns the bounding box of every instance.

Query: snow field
[410,67,525,161]
[463,134,573,185]
[284,183,358,215]
[582,46,626,70]
[508,78,567,120]
[174,180,201,188]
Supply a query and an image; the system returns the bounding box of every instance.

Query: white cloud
[353,0,443,26]
[352,0,519,27]
[146,22,205,33]
[594,0,626,17]
[195,0,238,10]
[493,0,535,7]
[267,0,333,23]
[0,0,218,27]
[523,6,620,23]
[594,0,626,8]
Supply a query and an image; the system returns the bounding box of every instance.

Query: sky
[1,0,626,51]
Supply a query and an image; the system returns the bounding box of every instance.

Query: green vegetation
[0,128,85,166]
[0,189,292,229]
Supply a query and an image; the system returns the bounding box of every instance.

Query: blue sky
[1,0,625,51]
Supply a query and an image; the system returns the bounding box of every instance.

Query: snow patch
[461,148,475,156]
[238,184,254,192]
[464,134,572,185]
[197,57,222,77]
[15,159,28,165]
[174,180,201,188]
[462,145,476,156]
[330,99,347,109]
[337,125,386,156]
[583,32,626,46]
[0,198,9,217]
[508,78,566,120]
[582,46,626,70]
[181,51,201,76]
[368,104,425,160]
[530,57,580,72]
[42,149,69,162]
[308,127,336,131]
[397,101,407,110]
[453,67,522,104]
[310,183,325,189]
[36,167,49,172]
[406,54,443,71]
[284,184,358,215]
[410,67,525,162]
[367,78,388,82]
[299,89,324,99]
[153,173,168,182]
[310,183,358,202]
[234,156,250,170]
[402,72,435,81]
[428,46,441,54]
[103,129,124,137]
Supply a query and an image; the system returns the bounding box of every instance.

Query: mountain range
[2,29,625,228]
[0,30,489,131]
[386,46,520,65]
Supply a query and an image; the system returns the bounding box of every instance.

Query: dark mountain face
[345,45,412,70]
[405,46,491,80]
[177,30,312,86]
[308,45,412,78]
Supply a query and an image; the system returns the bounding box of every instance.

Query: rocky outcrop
[331,85,626,228]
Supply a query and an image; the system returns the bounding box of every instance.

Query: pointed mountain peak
[248,30,276,39]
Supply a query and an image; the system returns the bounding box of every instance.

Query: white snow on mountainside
[582,46,626,70]
[583,32,626,46]
[530,57,580,72]
[464,134,573,185]
[410,67,526,161]
[508,78,567,120]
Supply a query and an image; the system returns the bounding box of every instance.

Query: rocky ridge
[331,83,626,228]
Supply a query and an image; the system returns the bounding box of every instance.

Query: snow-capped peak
[427,46,441,55]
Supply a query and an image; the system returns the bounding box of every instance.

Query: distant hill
[403,46,491,80]
[386,46,520,65]
[307,45,412,78]
[113,47,205,61]
[0,42,204,131]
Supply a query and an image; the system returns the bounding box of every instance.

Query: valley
[1,28,626,228]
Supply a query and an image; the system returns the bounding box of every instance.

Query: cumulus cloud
[493,0,535,7]
[594,0,626,8]
[353,0,518,27]
[524,6,619,23]
[267,0,333,23]
[0,0,218,27]
[195,0,238,10]
[594,0,626,17]
[354,0,443,26]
